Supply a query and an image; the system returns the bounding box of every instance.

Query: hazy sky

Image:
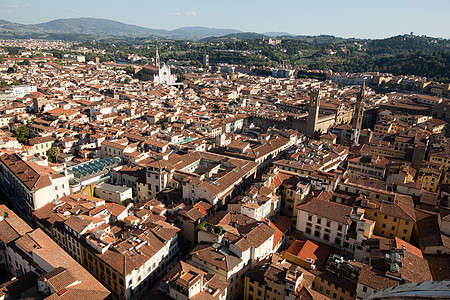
[1,0,449,39]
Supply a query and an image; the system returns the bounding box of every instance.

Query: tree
[15,125,29,144]
[120,198,133,207]
[124,66,134,75]
[19,59,31,66]
[6,65,17,73]
[46,146,60,163]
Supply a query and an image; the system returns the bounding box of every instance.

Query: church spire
[357,79,365,103]
[155,44,160,69]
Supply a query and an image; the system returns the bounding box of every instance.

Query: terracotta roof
[272,216,294,233]
[296,196,352,225]
[286,239,330,266]
[190,243,242,272]
[0,153,63,190]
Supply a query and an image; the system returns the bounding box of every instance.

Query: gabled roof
[0,153,63,191]
[297,194,352,225]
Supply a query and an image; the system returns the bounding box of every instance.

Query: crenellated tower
[307,88,320,138]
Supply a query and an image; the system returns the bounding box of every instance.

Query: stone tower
[307,89,320,138]
[352,81,365,145]
[203,54,209,68]
[155,44,160,69]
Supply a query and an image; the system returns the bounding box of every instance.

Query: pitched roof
[296,196,352,225]
[0,153,63,190]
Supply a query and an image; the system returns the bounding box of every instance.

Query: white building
[296,193,353,248]
[0,153,70,217]
[9,85,37,98]
[95,182,133,203]
[154,64,176,85]
[240,198,272,221]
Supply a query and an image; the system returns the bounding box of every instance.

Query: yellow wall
[83,248,125,300]
[417,173,440,192]
[312,277,355,300]
[244,276,267,300]
[361,209,414,242]
[429,154,450,169]
[282,252,313,270]
[265,277,285,300]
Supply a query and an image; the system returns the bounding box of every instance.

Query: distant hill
[0,19,43,34]
[34,18,170,37]
[263,32,294,37]
[0,18,242,40]
[291,34,348,44]
[202,32,346,43]
[203,32,265,41]
[171,26,241,39]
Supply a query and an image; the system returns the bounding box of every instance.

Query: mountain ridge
[0,17,246,40]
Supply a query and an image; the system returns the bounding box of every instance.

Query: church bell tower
[307,89,320,138]
[352,81,365,145]
[155,44,160,69]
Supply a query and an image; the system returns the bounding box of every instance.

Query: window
[249,286,254,292]
[338,225,342,232]
[374,212,378,217]
[305,228,311,234]
[403,229,407,234]
[382,224,386,228]
[317,218,322,224]
[363,286,368,292]
[326,289,330,295]
[319,286,323,291]
[384,215,388,220]
[326,221,331,227]
[391,226,395,230]
[308,215,312,221]
[333,293,337,298]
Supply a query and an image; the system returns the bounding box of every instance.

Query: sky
[0,0,449,39]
